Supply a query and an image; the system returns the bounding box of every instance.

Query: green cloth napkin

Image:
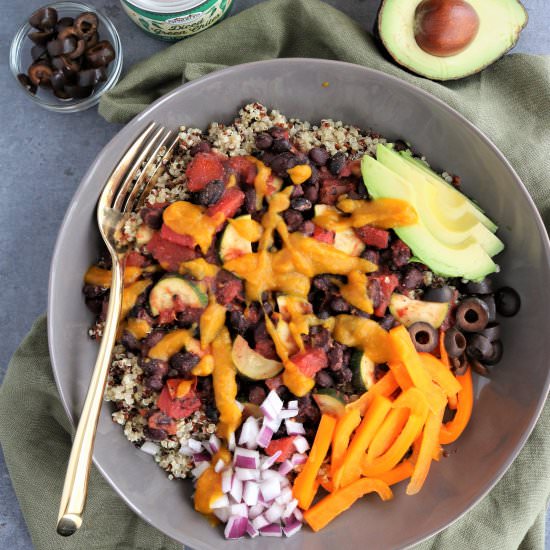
[1,0,549,548]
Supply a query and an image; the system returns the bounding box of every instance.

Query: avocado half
[378,0,528,81]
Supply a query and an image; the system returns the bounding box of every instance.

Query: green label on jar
[121,0,233,41]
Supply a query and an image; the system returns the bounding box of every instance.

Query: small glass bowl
[9,1,123,113]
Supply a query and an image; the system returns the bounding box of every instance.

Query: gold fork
[57,122,179,537]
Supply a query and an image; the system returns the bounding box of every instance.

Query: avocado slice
[378,0,528,81]
[376,145,504,256]
[361,154,497,280]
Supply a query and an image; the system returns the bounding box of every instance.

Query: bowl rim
[47,57,550,548]
[9,0,123,113]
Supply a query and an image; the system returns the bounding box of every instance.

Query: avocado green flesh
[361,154,497,280]
[378,0,527,80]
[376,145,504,256]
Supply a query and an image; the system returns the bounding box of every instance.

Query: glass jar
[120,0,233,41]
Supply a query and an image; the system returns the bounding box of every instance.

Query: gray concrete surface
[0,0,548,548]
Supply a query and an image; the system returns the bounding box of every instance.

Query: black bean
[312,275,332,292]
[170,352,199,376]
[140,358,169,378]
[290,197,312,211]
[379,314,396,331]
[303,180,319,203]
[330,297,350,313]
[141,331,165,354]
[195,179,225,206]
[328,152,346,175]
[145,375,164,392]
[308,147,329,166]
[176,308,204,327]
[361,248,380,266]
[391,240,411,268]
[495,287,521,317]
[393,140,408,152]
[291,184,304,198]
[229,310,249,335]
[334,367,352,384]
[140,207,163,230]
[120,331,141,352]
[300,220,315,236]
[283,209,304,232]
[269,127,288,139]
[328,343,345,371]
[255,132,273,150]
[315,370,334,388]
[401,266,424,290]
[249,386,266,405]
[270,153,299,177]
[83,284,106,298]
[244,186,258,214]
[272,138,292,154]
[145,427,167,441]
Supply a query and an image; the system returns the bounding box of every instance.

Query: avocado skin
[377,0,528,81]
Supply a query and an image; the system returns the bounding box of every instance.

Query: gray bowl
[48,58,550,549]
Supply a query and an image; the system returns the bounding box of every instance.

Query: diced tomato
[160,223,196,248]
[125,251,147,267]
[186,152,225,192]
[368,273,399,317]
[148,412,177,436]
[207,187,245,220]
[312,225,335,245]
[146,232,198,271]
[265,436,297,463]
[354,226,390,249]
[225,156,257,185]
[157,385,201,420]
[265,375,283,391]
[391,239,411,268]
[290,348,328,378]
[215,270,244,305]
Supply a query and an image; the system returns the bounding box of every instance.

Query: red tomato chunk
[290,348,328,378]
[157,385,201,420]
[312,225,335,245]
[186,152,225,192]
[207,187,245,219]
[265,436,297,462]
[354,226,390,249]
[146,232,198,271]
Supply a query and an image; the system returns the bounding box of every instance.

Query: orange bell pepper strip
[303,477,393,532]
[293,414,337,510]
[410,433,442,465]
[375,460,414,486]
[366,407,410,461]
[419,352,461,409]
[361,387,429,477]
[331,408,361,480]
[439,331,450,368]
[346,371,399,415]
[439,367,473,445]
[388,360,413,390]
[407,389,447,495]
[389,325,442,413]
[333,395,392,490]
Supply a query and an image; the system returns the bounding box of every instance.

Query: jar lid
[125,0,206,14]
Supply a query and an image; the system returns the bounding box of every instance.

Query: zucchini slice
[389,293,449,329]
[313,389,346,418]
[232,335,283,380]
[219,215,254,263]
[350,350,376,392]
[149,275,207,316]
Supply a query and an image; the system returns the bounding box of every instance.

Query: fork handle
[57,260,124,536]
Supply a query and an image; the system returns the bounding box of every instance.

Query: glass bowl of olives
[9,2,122,113]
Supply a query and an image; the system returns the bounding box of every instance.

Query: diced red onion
[224,515,248,539]
[228,431,236,451]
[178,445,193,456]
[221,468,233,494]
[285,419,305,435]
[261,469,285,482]
[235,467,260,482]
[279,408,298,419]
[251,513,269,530]
[282,498,298,519]
[210,494,229,509]
[260,390,283,420]
[243,480,260,506]
[191,461,209,479]
[283,519,302,537]
[235,400,245,412]
[260,477,281,502]
[263,415,282,433]
[293,436,310,454]
[259,523,283,537]
[292,508,303,522]
[139,441,160,456]
[261,450,282,470]
[238,416,259,450]
[230,476,243,503]
[264,502,284,523]
[193,452,210,463]
[278,460,293,476]
[287,400,299,410]
[248,502,265,519]
[214,459,225,473]
[208,434,221,455]
[213,506,230,523]
[246,521,259,538]
[230,503,248,517]
[233,447,260,469]
[275,487,293,506]
[187,438,203,453]
[256,425,274,448]
[291,452,308,466]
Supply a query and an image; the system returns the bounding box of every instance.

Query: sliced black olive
[28,30,54,45]
[29,7,58,30]
[69,39,86,60]
[484,340,503,366]
[64,84,93,99]
[53,88,72,100]
[462,278,493,295]
[479,322,500,342]
[28,63,53,87]
[328,152,346,175]
[444,327,467,358]
[78,67,106,87]
[423,285,453,303]
[455,297,490,332]
[75,12,99,40]
[408,322,438,353]
[51,55,80,75]
[470,358,490,377]
[31,44,47,61]
[58,26,79,40]
[495,287,521,317]
[85,40,116,68]
[466,333,493,361]
[85,32,99,48]
[47,37,77,57]
[451,354,469,376]
[480,295,496,323]
[17,73,37,95]
[50,70,66,92]
[56,17,74,33]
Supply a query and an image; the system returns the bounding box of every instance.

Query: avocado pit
[414,0,479,57]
